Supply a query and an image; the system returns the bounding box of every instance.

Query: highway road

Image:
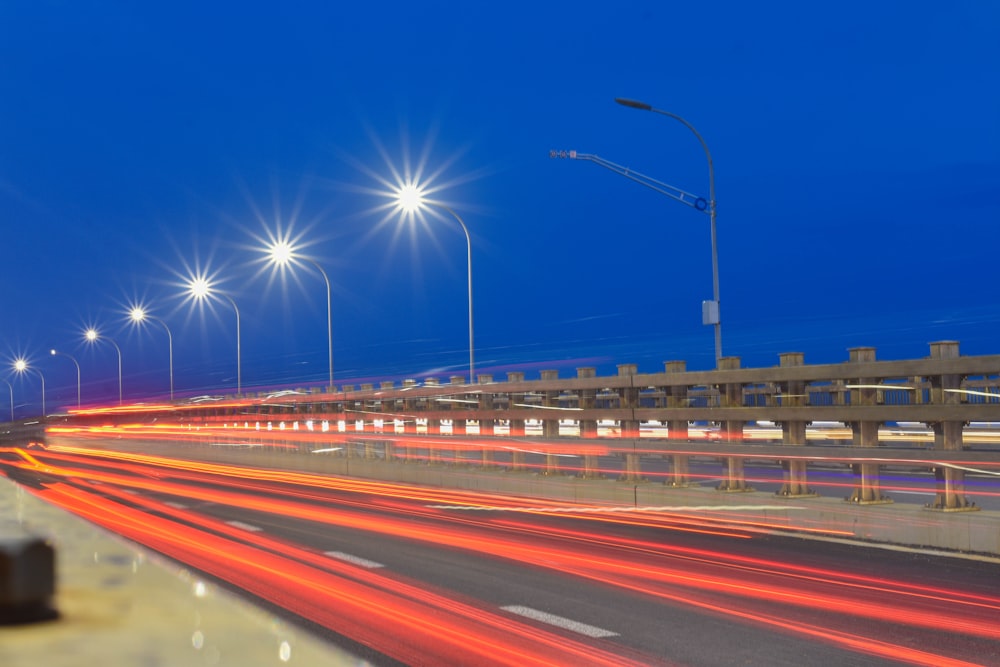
[3,439,1000,666]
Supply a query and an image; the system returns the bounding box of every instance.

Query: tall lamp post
[187,278,242,395]
[129,306,174,399]
[50,348,81,408]
[265,241,334,391]
[394,184,476,384]
[2,379,13,421]
[85,328,123,405]
[615,97,722,365]
[13,359,45,416]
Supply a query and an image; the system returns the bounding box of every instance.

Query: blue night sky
[1,1,998,412]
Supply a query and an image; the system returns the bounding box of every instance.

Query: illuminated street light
[187,277,242,394]
[50,348,81,408]
[84,328,123,404]
[393,183,476,384]
[615,97,722,366]
[129,306,174,399]
[265,241,334,391]
[2,379,13,421]
[13,358,46,416]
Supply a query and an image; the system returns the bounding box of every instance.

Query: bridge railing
[61,340,1000,511]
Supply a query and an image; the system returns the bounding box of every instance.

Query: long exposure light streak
[4,441,1000,667]
[41,420,1000,505]
[31,479,647,666]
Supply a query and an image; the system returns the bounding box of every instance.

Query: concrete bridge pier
[447,376,466,464]
[477,375,495,466]
[541,371,564,475]
[424,378,442,462]
[846,347,891,504]
[402,380,418,446]
[717,357,751,492]
[617,364,641,482]
[540,370,560,439]
[506,372,527,471]
[577,367,597,439]
[927,341,978,511]
[777,352,816,497]
[360,384,375,436]
[665,361,691,487]
[544,451,562,476]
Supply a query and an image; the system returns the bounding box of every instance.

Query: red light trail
[2,436,998,666]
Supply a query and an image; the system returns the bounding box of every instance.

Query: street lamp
[85,328,123,404]
[50,348,81,408]
[187,277,242,394]
[615,97,722,365]
[265,241,334,391]
[394,183,476,384]
[129,306,174,399]
[2,379,13,421]
[13,359,45,416]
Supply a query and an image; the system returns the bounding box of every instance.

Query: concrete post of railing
[777,352,815,497]
[477,374,495,465]
[539,370,561,474]
[423,378,440,461]
[449,376,467,463]
[378,381,394,459]
[335,385,351,453]
[446,375,467,466]
[928,341,976,511]
[846,347,890,504]
[328,388,342,438]
[401,379,418,439]
[540,370,560,442]
[664,361,690,486]
[506,372,526,470]
[577,367,597,440]
[617,364,641,481]
[307,389,320,445]
[378,381,394,435]
[716,356,750,492]
[360,384,375,443]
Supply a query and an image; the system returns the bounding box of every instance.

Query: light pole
[50,348,81,408]
[2,379,13,421]
[187,277,242,394]
[13,359,45,416]
[85,328,123,404]
[394,184,476,384]
[265,241,334,391]
[129,306,174,399]
[615,97,722,365]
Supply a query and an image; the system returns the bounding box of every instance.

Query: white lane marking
[501,605,618,638]
[311,447,343,453]
[324,551,385,569]
[428,504,804,513]
[890,490,934,496]
[164,501,188,509]
[226,520,262,532]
